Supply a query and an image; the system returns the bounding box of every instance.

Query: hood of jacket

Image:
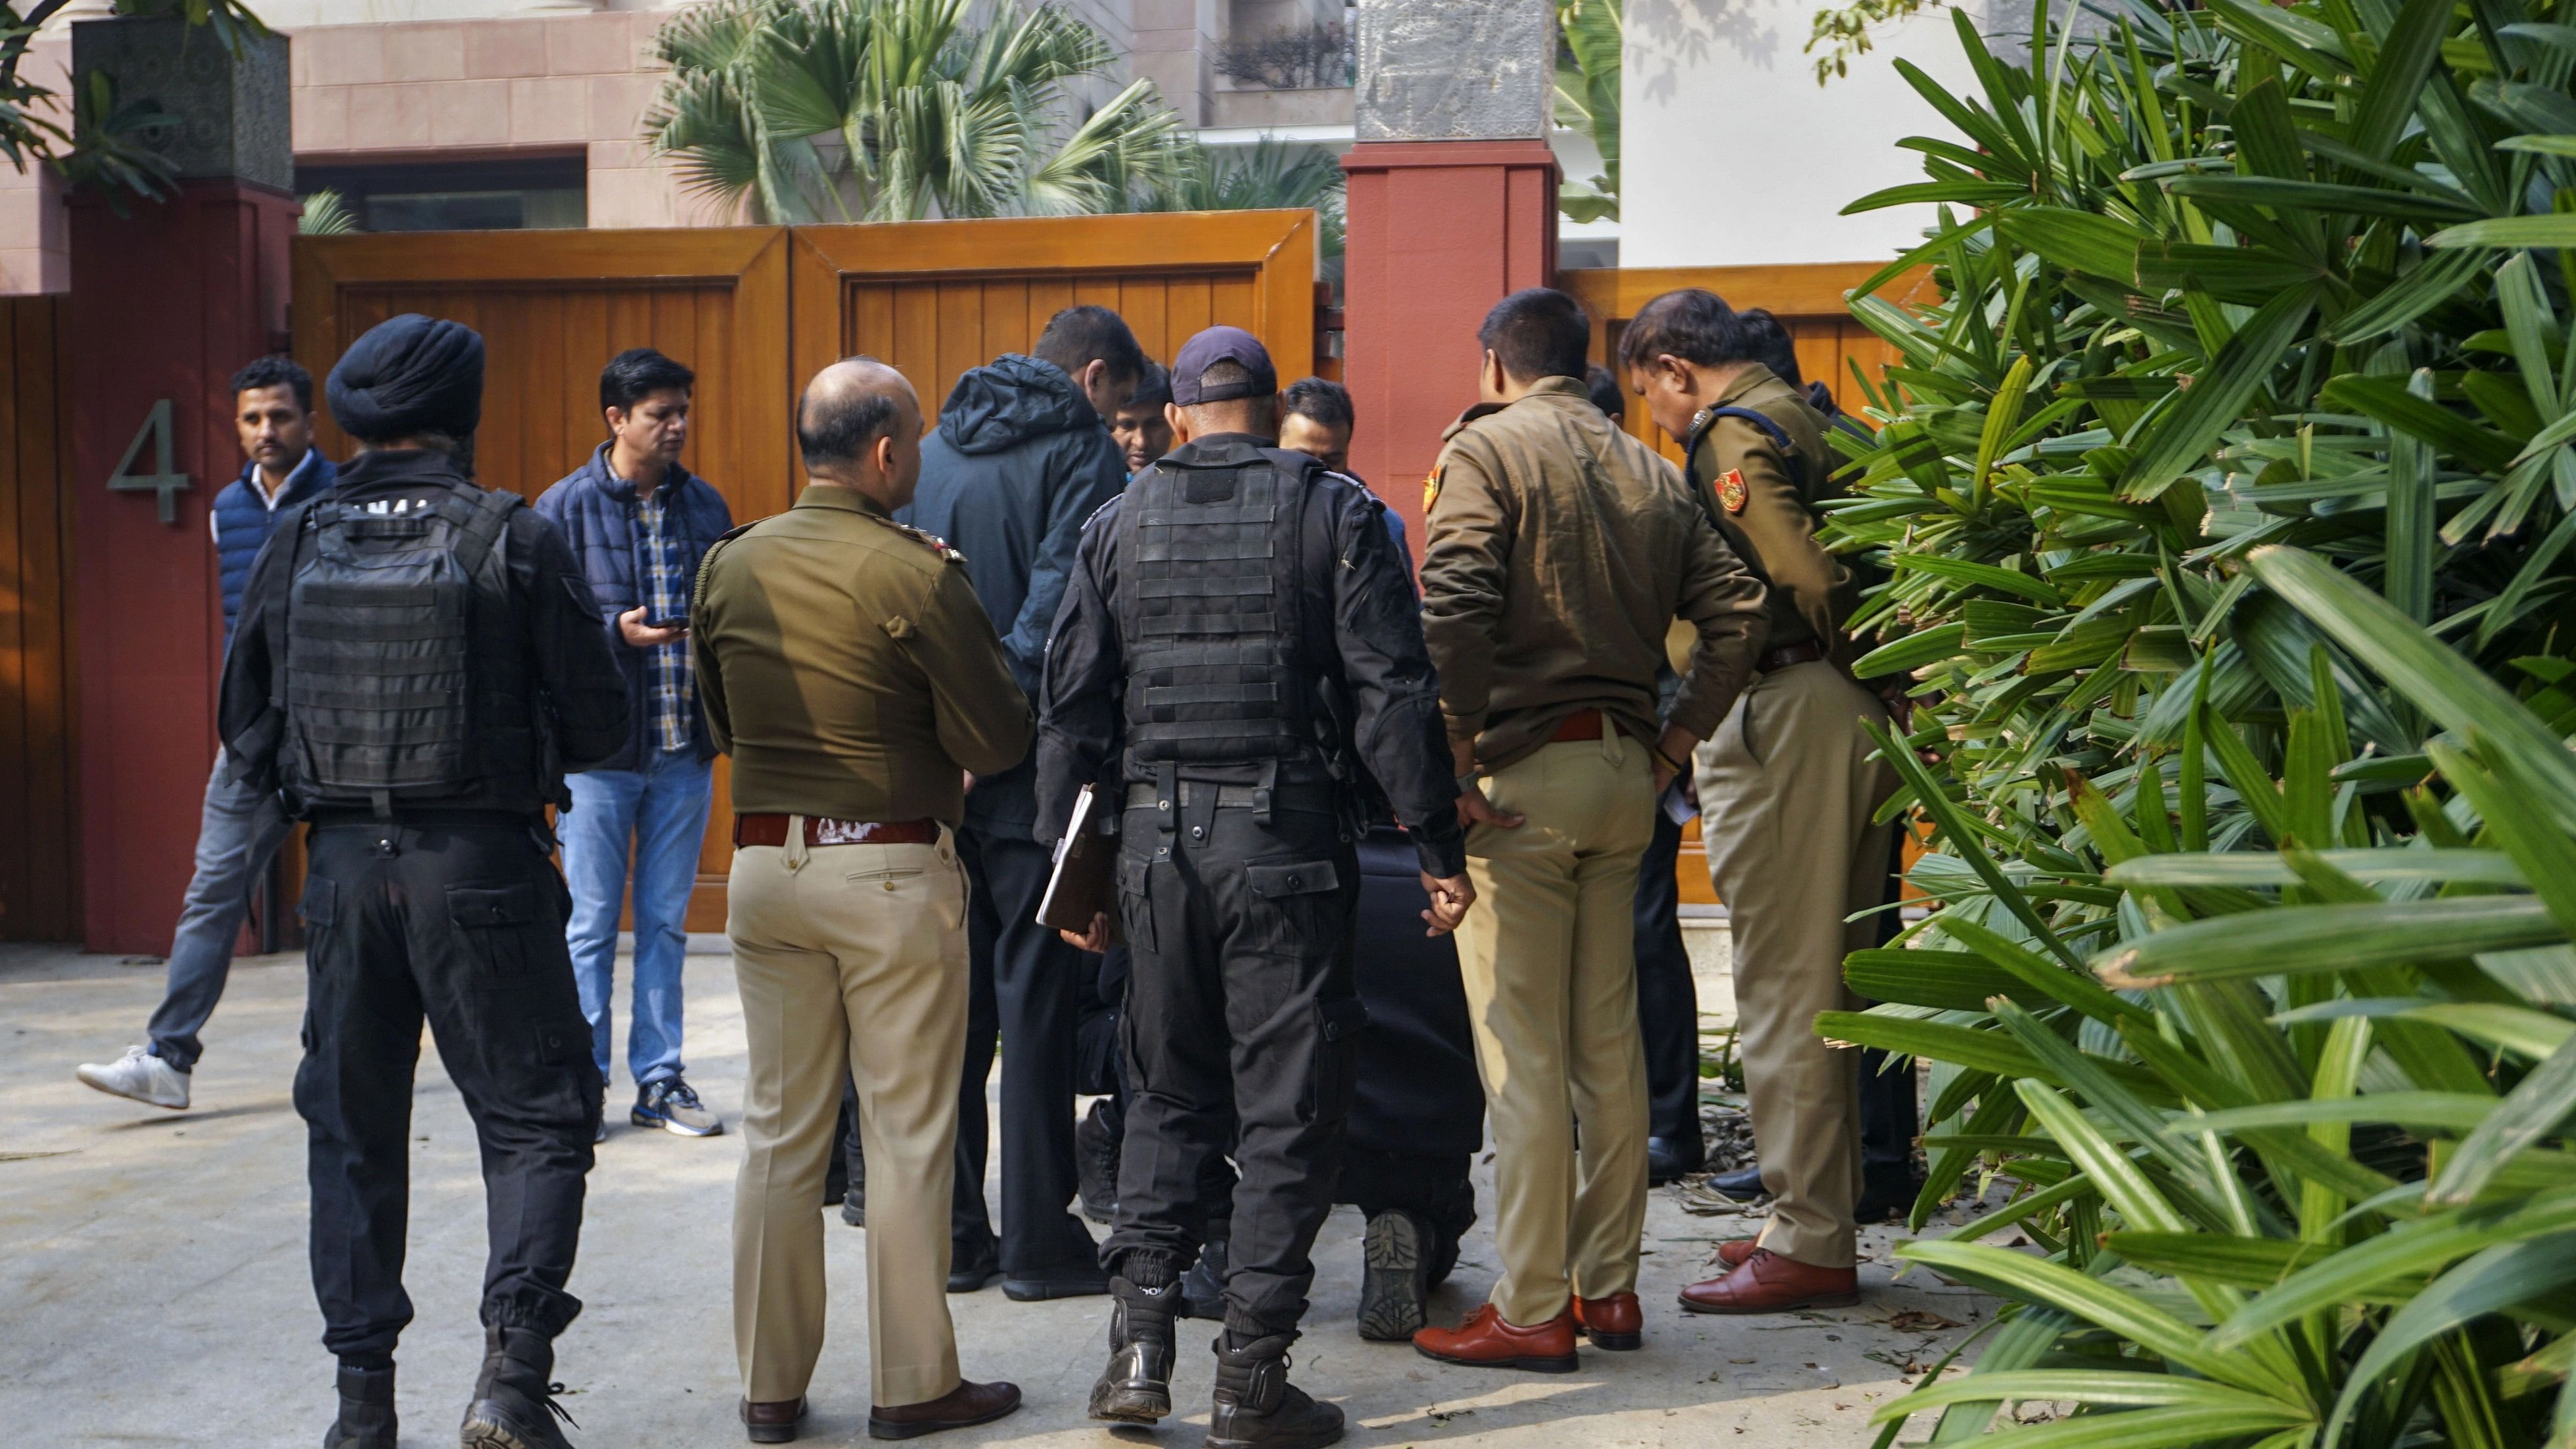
[936,353,1099,455]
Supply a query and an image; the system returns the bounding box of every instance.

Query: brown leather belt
[731,813,938,849]
[1759,639,1829,673]
[1550,708,1621,743]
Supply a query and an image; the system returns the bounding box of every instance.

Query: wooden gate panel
[0,295,80,942]
[791,212,1316,428]
[293,228,793,932]
[292,214,1315,932]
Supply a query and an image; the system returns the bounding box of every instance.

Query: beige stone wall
[291,10,716,230]
[0,2,1343,295]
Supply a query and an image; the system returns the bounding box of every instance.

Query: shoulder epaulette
[880,515,969,568]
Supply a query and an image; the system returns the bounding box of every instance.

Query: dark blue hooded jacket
[901,353,1126,840]
[214,451,336,648]
[534,442,733,773]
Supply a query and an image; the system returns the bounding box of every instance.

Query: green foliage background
[1818,1,2576,1442]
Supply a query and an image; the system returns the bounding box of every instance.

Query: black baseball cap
[1170,325,1277,405]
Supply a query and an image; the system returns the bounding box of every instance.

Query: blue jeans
[147,750,296,1070]
[560,748,714,1088]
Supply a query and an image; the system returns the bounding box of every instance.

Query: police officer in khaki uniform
[693,358,1032,1444]
[1622,287,1902,1314]
[1412,288,1768,1371]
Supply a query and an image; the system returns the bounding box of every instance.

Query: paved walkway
[1,941,1992,1447]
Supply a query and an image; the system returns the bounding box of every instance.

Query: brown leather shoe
[1572,1292,1642,1351]
[867,1379,1022,1440]
[1413,1302,1580,1373]
[1678,1248,1859,1314]
[741,1396,807,1444]
[1714,1237,1759,1270]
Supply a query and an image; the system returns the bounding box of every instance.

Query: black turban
[326,313,485,444]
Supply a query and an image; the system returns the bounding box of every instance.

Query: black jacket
[901,353,1128,841]
[220,449,630,814]
[1036,434,1467,879]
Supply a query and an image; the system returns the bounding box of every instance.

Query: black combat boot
[1089,1270,1183,1423]
[459,1325,578,1449]
[1208,1333,1344,1449]
[1181,1220,1231,1320]
[324,1363,397,1449]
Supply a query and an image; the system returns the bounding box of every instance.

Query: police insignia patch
[1423,466,1443,513]
[1718,468,1749,515]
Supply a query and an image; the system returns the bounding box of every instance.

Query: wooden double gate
[0,218,1914,940]
[291,211,1322,931]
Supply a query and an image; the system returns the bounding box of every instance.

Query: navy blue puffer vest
[216,453,335,646]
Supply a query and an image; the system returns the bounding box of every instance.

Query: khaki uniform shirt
[691,484,1033,824]
[1419,376,1770,773]
[1685,363,1859,655]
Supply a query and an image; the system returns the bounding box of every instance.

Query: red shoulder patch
[1718,468,1749,515]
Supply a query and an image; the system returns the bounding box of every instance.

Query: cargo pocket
[448,881,543,985]
[1245,858,1341,957]
[300,874,337,930]
[1301,995,1368,1124]
[1116,854,1155,954]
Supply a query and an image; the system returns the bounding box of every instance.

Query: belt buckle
[812,817,873,846]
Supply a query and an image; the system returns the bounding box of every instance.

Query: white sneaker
[75,1044,191,1109]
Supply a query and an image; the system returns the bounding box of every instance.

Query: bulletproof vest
[267,482,544,817]
[1111,444,1329,769]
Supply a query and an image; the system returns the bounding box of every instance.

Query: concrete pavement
[1,940,1992,1447]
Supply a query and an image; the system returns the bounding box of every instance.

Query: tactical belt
[732,813,938,848]
[1122,780,1339,814]
[306,808,534,831]
[1759,639,1829,673]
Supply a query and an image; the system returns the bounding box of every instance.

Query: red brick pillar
[1339,139,1559,551]
[68,17,296,953]
[1339,0,1559,553]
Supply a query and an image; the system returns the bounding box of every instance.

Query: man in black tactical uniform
[1038,327,1473,1449]
[218,313,628,1449]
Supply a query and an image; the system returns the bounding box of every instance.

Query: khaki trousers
[729,823,971,1408]
[1453,733,1655,1326]
[1697,662,1898,1269]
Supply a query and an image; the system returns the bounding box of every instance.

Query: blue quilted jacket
[214,451,336,648]
[533,443,733,772]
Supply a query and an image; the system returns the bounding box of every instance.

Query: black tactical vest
[1111,442,1329,769]
[265,480,547,817]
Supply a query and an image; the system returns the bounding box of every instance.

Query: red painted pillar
[68,18,296,953]
[1339,140,1559,553]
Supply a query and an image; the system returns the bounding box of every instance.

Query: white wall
[1620,0,1975,267]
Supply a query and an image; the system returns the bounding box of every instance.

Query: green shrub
[1826,2,2576,1443]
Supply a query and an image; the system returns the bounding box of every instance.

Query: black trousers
[949,826,1096,1272]
[1106,794,1360,1337]
[295,820,602,1362]
[1633,804,1701,1146]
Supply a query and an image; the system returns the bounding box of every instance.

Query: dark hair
[1617,288,1764,371]
[798,356,904,471]
[231,355,313,414]
[1584,364,1624,421]
[1184,360,1278,428]
[1478,288,1591,384]
[1737,308,1804,389]
[1282,376,1354,431]
[1124,359,1172,411]
[1033,305,1147,391]
[600,347,695,413]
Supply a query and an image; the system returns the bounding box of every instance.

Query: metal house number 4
[107,398,192,524]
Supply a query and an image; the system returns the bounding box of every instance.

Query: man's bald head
[798,357,924,509]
